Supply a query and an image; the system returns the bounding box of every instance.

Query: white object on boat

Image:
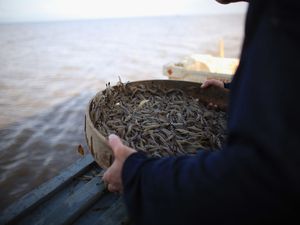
[163,54,239,83]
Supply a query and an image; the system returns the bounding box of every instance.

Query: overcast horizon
[0,0,247,23]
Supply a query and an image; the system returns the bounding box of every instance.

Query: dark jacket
[122,1,300,224]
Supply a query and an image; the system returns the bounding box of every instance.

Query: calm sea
[0,14,245,210]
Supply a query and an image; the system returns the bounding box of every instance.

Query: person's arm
[104,1,300,225]
[120,1,300,223]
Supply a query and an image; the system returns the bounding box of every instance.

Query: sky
[0,0,248,23]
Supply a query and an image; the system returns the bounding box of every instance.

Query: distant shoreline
[0,13,246,25]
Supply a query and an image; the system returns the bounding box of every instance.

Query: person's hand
[201,79,225,109]
[102,134,137,193]
[216,0,248,4]
[201,79,224,89]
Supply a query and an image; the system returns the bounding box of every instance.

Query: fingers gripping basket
[85,80,229,169]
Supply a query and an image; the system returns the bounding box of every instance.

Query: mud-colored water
[0,14,245,210]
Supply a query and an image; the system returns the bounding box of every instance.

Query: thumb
[108,134,136,160]
[108,134,123,153]
[201,83,207,88]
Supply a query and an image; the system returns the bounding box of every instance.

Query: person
[103,1,300,224]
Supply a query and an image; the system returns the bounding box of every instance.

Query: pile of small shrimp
[90,82,227,157]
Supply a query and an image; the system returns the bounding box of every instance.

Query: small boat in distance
[163,40,239,83]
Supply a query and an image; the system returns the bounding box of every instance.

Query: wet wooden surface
[0,155,128,225]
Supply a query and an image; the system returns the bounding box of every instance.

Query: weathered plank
[0,154,94,225]
[34,176,105,225]
[91,197,129,225]
[71,190,121,225]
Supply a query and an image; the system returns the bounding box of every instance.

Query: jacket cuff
[122,151,148,186]
[224,82,231,90]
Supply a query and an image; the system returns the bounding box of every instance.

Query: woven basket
[85,79,229,168]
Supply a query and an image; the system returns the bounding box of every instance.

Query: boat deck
[0,155,129,225]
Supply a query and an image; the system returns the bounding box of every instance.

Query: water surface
[0,15,245,210]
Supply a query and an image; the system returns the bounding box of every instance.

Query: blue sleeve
[122,1,300,225]
[224,82,231,90]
